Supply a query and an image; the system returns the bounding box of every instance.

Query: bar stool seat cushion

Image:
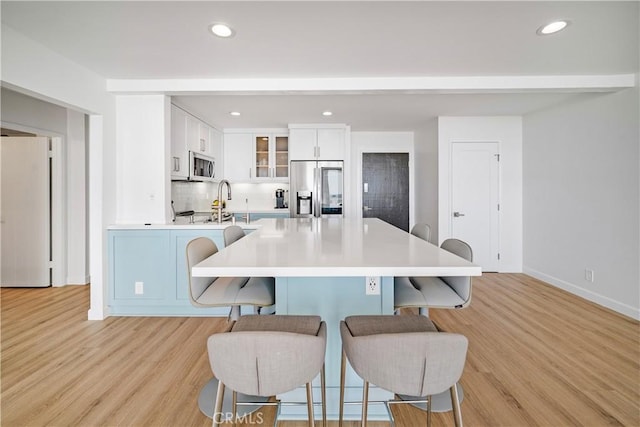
[236,276,275,306]
[230,314,322,335]
[410,276,467,309]
[344,314,438,337]
[394,276,428,307]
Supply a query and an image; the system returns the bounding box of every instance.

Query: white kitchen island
[192,217,481,421]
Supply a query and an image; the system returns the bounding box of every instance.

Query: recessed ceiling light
[537,20,569,35]
[322,111,333,116]
[210,23,234,38]
[230,111,240,116]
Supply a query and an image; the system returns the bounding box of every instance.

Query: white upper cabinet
[253,133,289,182]
[170,105,188,179]
[289,125,347,161]
[186,115,214,156]
[171,103,222,180]
[209,127,223,179]
[223,133,253,182]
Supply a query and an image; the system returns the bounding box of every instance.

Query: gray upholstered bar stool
[394,238,473,316]
[208,315,328,427]
[394,223,431,315]
[339,315,468,427]
[223,225,276,315]
[186,236,276,418]
[186,236,275,320]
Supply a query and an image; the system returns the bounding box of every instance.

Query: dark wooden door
[362,153,409,231]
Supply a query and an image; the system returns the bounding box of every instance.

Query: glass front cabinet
[254,133,289,181]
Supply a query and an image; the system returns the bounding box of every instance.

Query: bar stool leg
[450,384,463,427]
[212,380,225,427]
[362,380,369,427]
[232,390,238,427]
[321,364,327,427]
[426,394,432,427]
[306,382,315,427]
[339,350,346,427]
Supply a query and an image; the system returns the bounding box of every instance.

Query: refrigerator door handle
[313,167,319,217]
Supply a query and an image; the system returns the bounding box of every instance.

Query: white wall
[66,110,88,284]
[350,132,415,224]
[414,120,439,242]
[2,25,116,319]
[438,116,523,272]
[523,88,639,320]
[115,95,171,224]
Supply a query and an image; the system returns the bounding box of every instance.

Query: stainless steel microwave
[189,151,215,181]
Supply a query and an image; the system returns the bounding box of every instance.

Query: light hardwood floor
[1,274,638,426]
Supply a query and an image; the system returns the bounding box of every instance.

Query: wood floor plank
[2,273,638,426]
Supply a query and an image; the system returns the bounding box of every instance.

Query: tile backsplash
[171,181,289,213]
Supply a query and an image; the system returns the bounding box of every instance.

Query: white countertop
[192,217,482,278]
[107,222,260,230]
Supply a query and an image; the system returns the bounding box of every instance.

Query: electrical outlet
[585,269,595,283]
[135,281,144,295]
[365,276,380,295]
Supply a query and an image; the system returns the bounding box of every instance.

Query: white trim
[107,74,637,94]
[50,136,67,287]
[88,114,106,320]
[66,276,90,286]
[524,266,640,321]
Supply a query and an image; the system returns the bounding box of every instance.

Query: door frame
[450,141,501,271]
[1,121,67,287]
[351,132,415,225]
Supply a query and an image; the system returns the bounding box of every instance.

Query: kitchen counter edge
[107,223,262,230]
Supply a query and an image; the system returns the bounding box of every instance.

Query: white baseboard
[66,275,90,285]
[523,266,640,321]
[88,305,109,320]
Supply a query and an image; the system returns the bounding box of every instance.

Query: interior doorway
[362,153,410,231]
[451,142,500,271]
[1,136,51,287]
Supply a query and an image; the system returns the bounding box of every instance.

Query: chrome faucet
[217,179,232,224]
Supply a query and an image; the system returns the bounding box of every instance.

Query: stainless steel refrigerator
[289,160,343,218]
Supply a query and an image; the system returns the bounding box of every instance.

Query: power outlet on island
[135,281,144,295]
[365,276,380,295]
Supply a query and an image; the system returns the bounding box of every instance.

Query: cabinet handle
[173,157,180,172]
[200,138,205,152]
[249,168,252,179]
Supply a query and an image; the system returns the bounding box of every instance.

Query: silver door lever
[453,211,465,217]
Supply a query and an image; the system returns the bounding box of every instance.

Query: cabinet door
[274,135,289,178]
[223,133,253,182]
[289,128,317,160]
[253,134,271,180]
[209,127,223,178]
[317,128,345,160]
[186,115,202,153]
[170,105,189,179]
[109,231,171,303]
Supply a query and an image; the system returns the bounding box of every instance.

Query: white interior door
[451,142,500,272]
[1,136,51,287]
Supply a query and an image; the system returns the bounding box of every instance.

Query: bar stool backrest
[208,322,327,397]
[223,225,246,247]
[440,238,473,303]
[340,322,468,397]
[185,237,219,305]
[410,223,431,243]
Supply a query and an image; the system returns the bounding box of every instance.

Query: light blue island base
[274,276,394,421]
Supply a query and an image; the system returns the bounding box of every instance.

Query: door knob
[453,211,465,217]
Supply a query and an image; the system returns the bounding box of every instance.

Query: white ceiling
[2,1,638,130]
